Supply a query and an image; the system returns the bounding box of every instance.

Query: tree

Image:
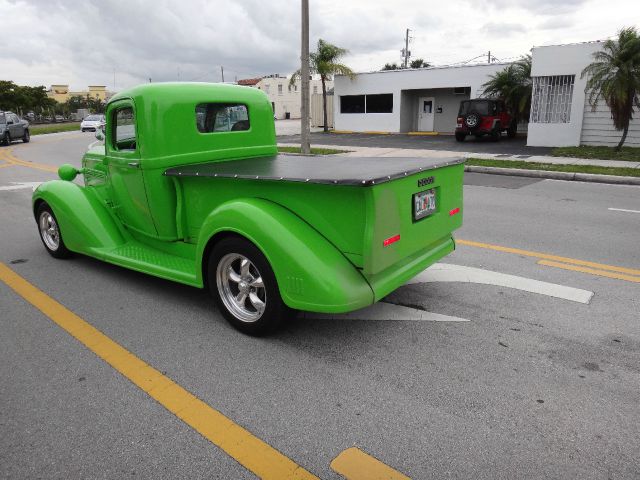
[410,58,431,69]
[290,39,355,132]
[481,55,532,123]
[581,26,640,151]
[382,63,400,70]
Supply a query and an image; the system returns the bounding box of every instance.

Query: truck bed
[164,154,464,186]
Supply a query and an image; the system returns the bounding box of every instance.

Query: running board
[94,241,200,287]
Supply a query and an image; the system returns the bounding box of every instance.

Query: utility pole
[221,66,225,83]
[402,28,411,68]
[300,0,310,154]
[488,51,491,64]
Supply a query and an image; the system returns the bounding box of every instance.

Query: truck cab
[33,82,464,335]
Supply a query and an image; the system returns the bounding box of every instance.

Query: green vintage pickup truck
[33,83,464,335]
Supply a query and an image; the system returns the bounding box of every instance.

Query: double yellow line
[0,147,58,173]
[457,239,640,283]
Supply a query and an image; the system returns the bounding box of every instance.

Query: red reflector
[383,234,400,247]
[449,207,460,216]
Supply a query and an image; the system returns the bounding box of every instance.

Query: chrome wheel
[39,210,60,251]
[465,114,479,128]
[216,253,266,323]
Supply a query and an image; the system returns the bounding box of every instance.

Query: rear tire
[2,132,9,146]
[36,203,72,259]
[208,236,292,336]
[455,132,466,142]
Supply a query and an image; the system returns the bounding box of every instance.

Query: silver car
[80,114,106,132]
[0,111,30,146]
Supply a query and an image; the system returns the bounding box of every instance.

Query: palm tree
[581,27,640,151]
[482,55,532,123]
[290,39,355,132]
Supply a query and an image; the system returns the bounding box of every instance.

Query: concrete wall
[334,63,510,133]
[311,93,333,128]
[527,42,601,147]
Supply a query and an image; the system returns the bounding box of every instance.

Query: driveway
[278,132,554,156]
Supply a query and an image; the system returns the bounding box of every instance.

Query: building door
[417,97,435,131]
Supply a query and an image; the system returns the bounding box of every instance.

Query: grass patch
[278,146,350,155]
[30,123,81,135]
[551,145,640,162]
[466,158,640,177]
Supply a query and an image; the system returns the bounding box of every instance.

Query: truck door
[9,114,23,138]
[105,100,158,237]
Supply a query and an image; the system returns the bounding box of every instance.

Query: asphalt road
[279,132,554,155]
[1,132,639,479]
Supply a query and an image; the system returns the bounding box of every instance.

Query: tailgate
[361,162,464,277]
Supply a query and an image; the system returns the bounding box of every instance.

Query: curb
[464,165,640,186]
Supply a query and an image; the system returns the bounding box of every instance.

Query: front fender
[196,198,374,313]
[32,181,125,253]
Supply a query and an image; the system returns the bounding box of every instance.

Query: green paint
[33,83,463,313]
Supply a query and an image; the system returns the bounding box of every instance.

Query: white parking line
[302,303,470,322]
[608,208,640,214]
[406,263,594,304]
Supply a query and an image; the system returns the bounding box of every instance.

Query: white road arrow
[0,182,42,192]
[407,263,594,304]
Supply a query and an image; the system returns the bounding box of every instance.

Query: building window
[264,85,270,94]
[313,86,318,94]
[530,75,575,123]
[366,94,393,113]
[278,84,283,95]
[340,95,365,113]
[195,103,249,132]
[288,85,292,92]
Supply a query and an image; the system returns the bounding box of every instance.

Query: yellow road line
[0,262,318,480]
[538,260,640,283]
[457,239,640,276]
[331,447,411,480]
[2,148,58,173]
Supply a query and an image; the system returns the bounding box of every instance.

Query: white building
[527,41,640,147]
[333,63,510,134]
[333,40,640,147]
[239,75,333,120]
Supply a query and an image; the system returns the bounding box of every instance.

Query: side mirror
[95,124,106,141]
[58,164,81,181]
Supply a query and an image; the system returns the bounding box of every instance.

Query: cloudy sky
[2,0,639,91]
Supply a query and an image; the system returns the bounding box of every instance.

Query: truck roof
[164,154,465,186]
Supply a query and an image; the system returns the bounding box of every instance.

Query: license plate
[413,189,436,220]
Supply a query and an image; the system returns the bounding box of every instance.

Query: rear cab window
[196,103,249,133]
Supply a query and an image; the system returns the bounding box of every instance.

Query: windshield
[85,115,102,121]
[459,100,491,116]
[0,113,5,124]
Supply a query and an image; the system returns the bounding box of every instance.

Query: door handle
[127,162,140,168]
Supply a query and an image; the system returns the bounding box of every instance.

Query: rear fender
[196,198,374,313]
[32,180,126,253]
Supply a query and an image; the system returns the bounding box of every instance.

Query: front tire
[208,236,291,336]
[36,203,72,259]
[22,129,30,143]
[507,122,517,138]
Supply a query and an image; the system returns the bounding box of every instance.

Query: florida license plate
[413,189,436,220]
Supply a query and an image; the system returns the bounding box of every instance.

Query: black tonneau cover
[164,154,464,187]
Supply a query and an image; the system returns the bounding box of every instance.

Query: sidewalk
[277,142,640,169]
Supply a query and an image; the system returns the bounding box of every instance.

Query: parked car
[55,115,65,123]
[33,83,464,335]
[455,98,517,141]
[0,111,30,145]
[80,114,106,132]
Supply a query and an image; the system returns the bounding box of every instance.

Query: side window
[195,104,250,133]
[113,107,136,151]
